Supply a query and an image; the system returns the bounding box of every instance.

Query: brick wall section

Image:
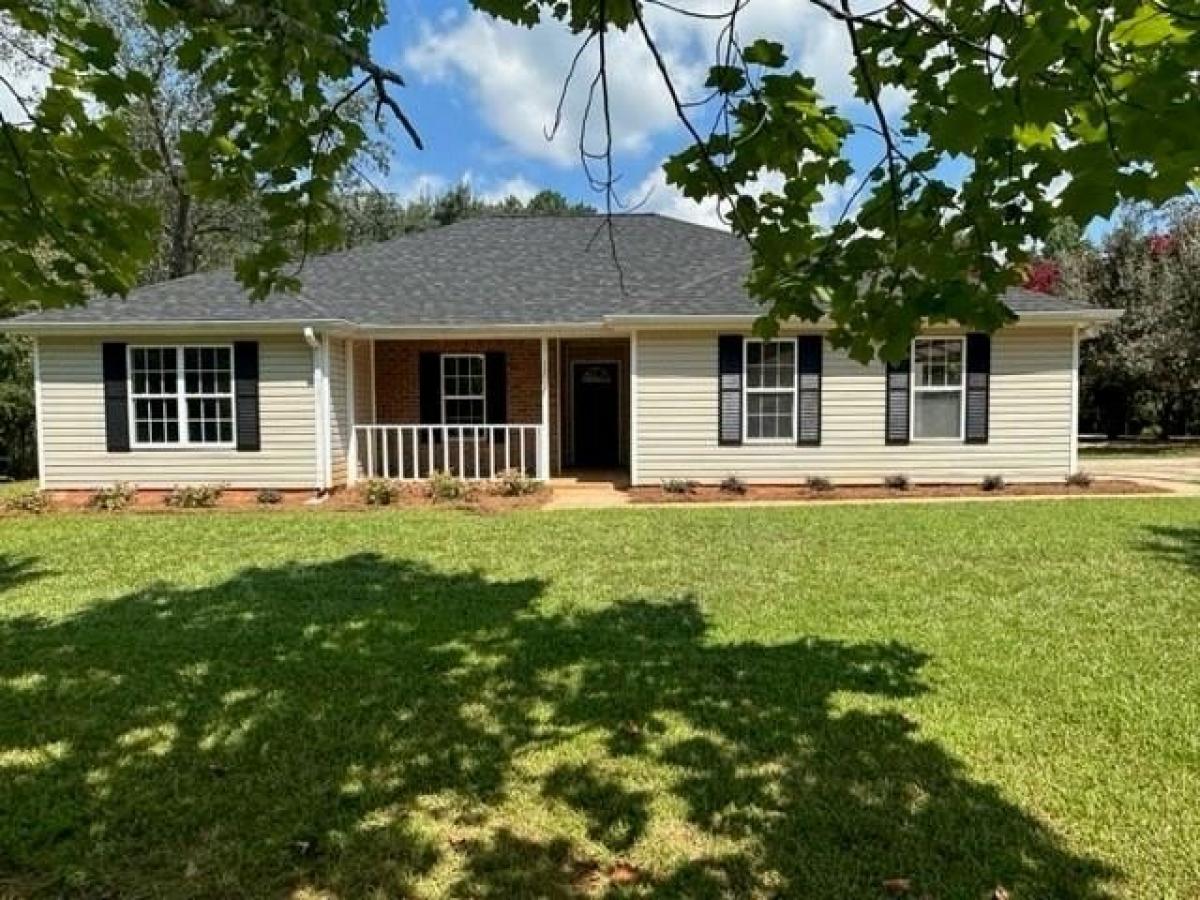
[371,337,629,476]
[373,339,543,425]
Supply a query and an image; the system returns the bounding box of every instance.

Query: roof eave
[604,308,1124,329]
[0,317,353,336]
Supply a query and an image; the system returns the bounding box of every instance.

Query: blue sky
[370,0,892,227]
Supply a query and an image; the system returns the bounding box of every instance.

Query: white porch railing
[353,424,546,481]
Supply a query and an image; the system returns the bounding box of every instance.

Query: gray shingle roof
[3,214,1106,328]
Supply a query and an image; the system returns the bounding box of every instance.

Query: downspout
[305,327,329,493]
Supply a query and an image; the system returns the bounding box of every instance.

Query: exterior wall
[327,337,349,487]
[559,338,630,467]
[37,334,319,489]
[373,339,543,425]
[353,340,375,424]
[632,327,1077,484]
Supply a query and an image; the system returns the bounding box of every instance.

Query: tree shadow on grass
[0,554,44,595]
[0,554,1117,898]
[1138,525,1200,574]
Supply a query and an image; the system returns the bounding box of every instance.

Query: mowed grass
[1,500,1198,899]
[0,479,37,501]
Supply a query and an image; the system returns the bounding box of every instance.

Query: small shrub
[980,475,1006,492]
[661,478,698,495]
[87,482,136,511]
[492,468,541,497]
[1138,424,1164,441]
[361,478,398,506]
[806,476,834,493]
[719,475,747,495]
[1066,471,1094,488]
[427,470,472,502]
[4,490,51,514]
[165,483,225,509]
[256,488,284,505]
[883,474,910,491]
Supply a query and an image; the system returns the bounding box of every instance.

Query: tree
[0,335,34,478]
[2,2,1199,359]
[1032,203,1200,438]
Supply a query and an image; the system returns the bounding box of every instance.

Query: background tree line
[1026,201,1200,440]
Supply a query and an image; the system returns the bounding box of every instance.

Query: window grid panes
[129,346,235,446]
[441,354,486,425]
[745,340,796,441]
[912,338,964,440]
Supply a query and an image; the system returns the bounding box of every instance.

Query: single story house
[2,214,1119,491]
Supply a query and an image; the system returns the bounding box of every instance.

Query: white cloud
[632,163,859,232]
[0,22,51,125]
[405,10,691,166]
[387,171,449,202]
[402,0,873,169]
[382,169,545,206]
[475,174,539,204]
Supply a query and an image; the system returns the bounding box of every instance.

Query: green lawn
[0,479,37,500]
[1,501,1198,899]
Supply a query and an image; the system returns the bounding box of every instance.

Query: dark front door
[572,362,620,467]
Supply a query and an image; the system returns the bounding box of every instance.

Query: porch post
[539,336,550,479]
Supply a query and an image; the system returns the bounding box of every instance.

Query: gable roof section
[3,214,1113,329]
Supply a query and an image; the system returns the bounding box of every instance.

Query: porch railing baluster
[354,424,543,482]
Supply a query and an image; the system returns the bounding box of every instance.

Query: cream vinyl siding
[37,334,319,489]
[634,327,1075,484]
[327,337,349,486]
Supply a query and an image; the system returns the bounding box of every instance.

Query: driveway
[1084,453,1200,492]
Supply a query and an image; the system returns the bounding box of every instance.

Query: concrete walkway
[544,470,632,510]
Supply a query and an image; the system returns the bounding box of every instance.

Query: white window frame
[910,336,967,443]
[440,353,487,425]
[742,337,798,444]
[127,344,237,449]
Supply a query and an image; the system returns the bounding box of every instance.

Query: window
[441,354,486,424]
[129,346,235,447]
[912,337,965,440]
[744,339,796,441]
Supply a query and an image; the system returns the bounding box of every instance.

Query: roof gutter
[0,317,354,336]
[602,308,1123,330]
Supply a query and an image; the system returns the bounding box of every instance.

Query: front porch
[341,336,630,484]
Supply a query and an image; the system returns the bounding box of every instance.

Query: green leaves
[5,0,1200,358]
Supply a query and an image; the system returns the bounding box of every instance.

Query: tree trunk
[167,189,193,279]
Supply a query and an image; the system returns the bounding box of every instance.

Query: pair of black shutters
[719,335,823,446]
[885,332,991,445]
[718,333,991,446]
[101,341,261,452]
[417,351,508,424]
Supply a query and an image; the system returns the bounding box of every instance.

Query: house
[2,214,1119,492]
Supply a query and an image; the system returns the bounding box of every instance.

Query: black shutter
[102,342,130,453]
[485,352,507,424]
[796,335,822,446]
[885,355,911,445]
[233,341,260,452]
[718,335,743,446]
[419,352,442,424]
[965,332,991,444]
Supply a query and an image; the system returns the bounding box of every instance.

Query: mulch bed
[628,479,1161,504]
[4,485,550,516]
